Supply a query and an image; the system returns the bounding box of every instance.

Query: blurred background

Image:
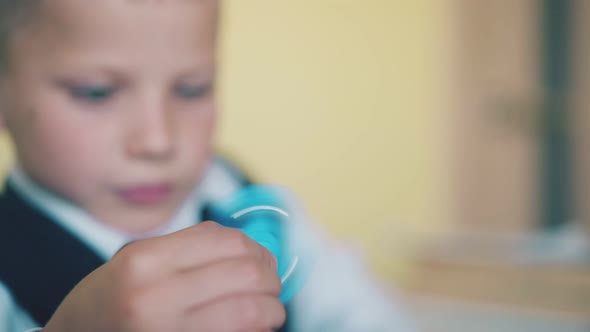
[1,0,589,331]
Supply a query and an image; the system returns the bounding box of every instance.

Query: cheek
[37,112,109,158]
[177,106,217,168]
[15,108,111,185]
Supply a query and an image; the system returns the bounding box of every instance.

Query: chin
[103,207,180,235]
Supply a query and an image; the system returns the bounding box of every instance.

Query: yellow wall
[0,132,12,185]
[0,0,453,282]
[218,1,452,280]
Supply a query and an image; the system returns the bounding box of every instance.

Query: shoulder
[0,185,14,212]
[0,183,35,220]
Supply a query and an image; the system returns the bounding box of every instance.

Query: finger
[156,256,282,310]
[184,295,286,332]
[115,222,278,280]
[154,222,278,273]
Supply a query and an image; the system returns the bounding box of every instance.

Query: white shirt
[0,160,412,332]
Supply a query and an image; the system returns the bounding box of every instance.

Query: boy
[0,1,410,331]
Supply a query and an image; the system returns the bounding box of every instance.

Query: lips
[117,183,173,205]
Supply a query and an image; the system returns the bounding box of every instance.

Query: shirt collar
[7,165,199,260]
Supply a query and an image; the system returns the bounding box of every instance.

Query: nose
[125,99,175,161]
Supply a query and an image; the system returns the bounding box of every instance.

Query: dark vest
[0,181,291,331]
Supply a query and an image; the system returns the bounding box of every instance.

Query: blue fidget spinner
[206,185,312,304]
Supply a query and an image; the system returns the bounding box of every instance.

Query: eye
[174,83,212,100]
[68,85,116,103]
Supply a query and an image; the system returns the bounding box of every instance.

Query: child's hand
[43,222,285,332]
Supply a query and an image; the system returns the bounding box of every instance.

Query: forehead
[11,0,219,69]
[40,1,216,31]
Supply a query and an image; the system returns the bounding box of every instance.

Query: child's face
[0,0,219,232]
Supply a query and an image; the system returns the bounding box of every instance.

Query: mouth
[117,183,173,206]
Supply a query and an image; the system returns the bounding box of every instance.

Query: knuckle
[237,258,265,287]
[222,229,252,256]
[235,297,265,328]
[113,243,154,278]
[269,273,283,295]
[275,300,287,325]
[198,220,219,231]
